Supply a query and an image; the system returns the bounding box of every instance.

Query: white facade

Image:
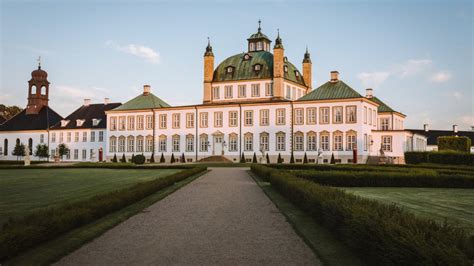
[0,130,48,160]
[49,129,107,162]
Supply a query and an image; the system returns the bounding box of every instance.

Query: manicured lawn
[0,168,181,225]
[344,187,474,235]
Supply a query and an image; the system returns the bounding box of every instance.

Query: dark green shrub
[160,153,165,163]
[438,136,471,152]
[112,153,118,163]
[240,153,246,163]
[330,153,335,164]
[405,151,429,164]
[252,152,257,163]
[130,154,135,163]
[277,153,283,164]
[290,152,295,164]
[181,153,185,163]
[170,154,175,164]
[429,151,473,165]
[303,153,308,164]
[266,153,270,164]
[132,154,145,165]
[150,152,155,163]
[121,154,126,163]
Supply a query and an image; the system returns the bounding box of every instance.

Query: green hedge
[405,151,473,165]
[0,162,197,170]
[438,136,471,152]
[251,165,472,265]
[0,160,47,165]
[0,166,206,260]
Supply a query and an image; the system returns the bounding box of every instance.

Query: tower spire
[204,37,213,56]
[303,46,311,63]
[37,56,41,69]
[258,19,261,33]
[274,28,283,49]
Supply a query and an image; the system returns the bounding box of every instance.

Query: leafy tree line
[0,104,22,120]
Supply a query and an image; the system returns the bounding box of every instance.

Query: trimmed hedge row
[0,160,46,165]
[294,170,474,188]
[0,162,197,170]
[0,166,206,261]
[251,165,473,265]
[405,151,474,165]
[438,136,471,152]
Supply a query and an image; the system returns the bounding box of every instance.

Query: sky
[1,0,472,130]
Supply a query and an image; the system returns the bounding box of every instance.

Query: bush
[132,154,145,165]
[120,154,126,163]
[266,153,270,164]
[240,153,245,163]
[150,152,155,163]
[0,166,207,260]
[405,151,429,164]
[438,136,471,152]
[290,152,295,164]
[130,154,135,163]
[405,151,473,165]
[250,165,472,265]
[170,154,175,164]
[160,153,165,163]
[330,153,335,164]
[252,152,257,163]
[277,153,283,164]
[303,153,308,164]
[112,153,118,163]
[181,153,185,163]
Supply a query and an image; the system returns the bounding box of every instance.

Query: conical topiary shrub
[303,152,308,164]
[181,153,185,163]
[150,152,155,163]
[112,153,118,163]
[266,153,270,164]
[160,153,165,163]
[290,152,295,164]
[330,153,336,164]
[170,153,175,164]
[240,153,246,163]
[252,152,257,163]
[277,153,282,164]
[121,153,126,163]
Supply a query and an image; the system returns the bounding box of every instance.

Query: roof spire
[303,46,311,63]
[204,37,214,56]
[274,28,283,49]
[258,19,261,33]
[37,56,41,69]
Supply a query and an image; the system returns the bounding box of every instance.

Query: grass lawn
[0,168,181,225]
[344,187,474,235]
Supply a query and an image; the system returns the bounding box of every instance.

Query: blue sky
[1,0,472,130]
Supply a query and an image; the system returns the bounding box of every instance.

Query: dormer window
[284,65,288,73]
[243,53,251,60]
[226,66,234,74]
[295,71,301,81]
[283,57,288,63]
[76,119,85,127]
[92,118,101,126]
[254,64,262,72]
[60,120,70,127]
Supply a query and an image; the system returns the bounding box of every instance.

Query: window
[284,65,288,73]
[254,64,261,72]
[238,85,246,98]
[137,115,144,130]
[259,133,269,151]
[257,42,262,50]
[2,139,7,156]
[67,132,71,143]
[172,135,180,152]
[159,135,167,152]
[333,132,343,151]
[244,133,253,151]
[40,134,44,143]
[212,86,220,99]
[368,108,372,125]
[99,131,104,142]
[200,112,208,128]
[260,109,269,126]
[381,118,390,130]
[172,113,180,129]
[229,134,238,152]
[109,137,117,152]
[226,67,233,74]
[59,132,64,143]
[214,112,223,127]
[51,133,56,143]
[249,43,255,51]
[28,138,33,155]
[66,150,71,159]
[200,134,208,152]
[110,117,117,130]
[346,106,357,123]
[244,110,253,126]
[146,136,153,152]
[128,116,135,130]
[136,136,144,152]
[72,132,77,142]
[276,108,286,125]
[364,107,367,124]
[382,136,392,152]
[294,108,304,125]
[307,108,316,124]
[90,149,94,159]
[74,149,79,159]
[91,131,96,142]
[228,111,238,127]
[294,132,304,151]
[307,132,317,151]
[320,107,330,124]
[244,53,250,60]
[159,114,167,129]
[347,132,357,151]
[118,137,125,152]
[127,136,134,152]
[119,116,126,130]
[186,113,194,128]
[186,135,194,152]
[146,115,153,129]
[320,132,330,151]
[276,132,286,151]
[373,110,377,127]
[251,84,260,97]
[82,132,87,142]
[333,106,343,124]
[286,85,291,99]
[364,134,368,151]
[265,83,273,96]
[292,87,296,100]
[225,86,233,98]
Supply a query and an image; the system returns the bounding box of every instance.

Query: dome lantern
[247,20,271,52]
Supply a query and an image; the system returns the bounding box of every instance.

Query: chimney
[471,126,474,131]
[423,124,429,132]
[104,98,110,105]
[453,124,458,134]
[143,85,151,96]
[84,99,91,106]
[366,88,373,98]
[330,71,339,82]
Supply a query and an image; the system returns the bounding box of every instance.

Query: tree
[170,153,175,164]
[0,104,22,120]
[131,154,135,163]
[34,144,49,160]
[266,153,270,164]
[160,153,165,163]
[181,153,186,163]
[57,143,69,161]
[112,153,118,163]
[290,152,295,164]
[240,153,246,163]
[150,152,155,163]
[277,153,283,164]
[330,153,336,164]
[12,142,25,160]
[303,152,308,164]
[252,152,257,163]
[121,153,126,163]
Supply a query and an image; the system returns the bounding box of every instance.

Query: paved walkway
[57,168,320,265]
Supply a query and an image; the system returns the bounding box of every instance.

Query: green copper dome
[212,51,305,86]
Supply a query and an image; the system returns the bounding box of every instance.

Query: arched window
[28,138,33,155]
[3,139,8,155]
[244,132,253,151]
[307,131,317,151]
[249,43,255,51]
[41,86,47,95]
[109,136,117,152]
[136,135,144,152]
[127,136,134,152]
[294,132,304,151]
[118,136,125,152]
[31,85,37,95]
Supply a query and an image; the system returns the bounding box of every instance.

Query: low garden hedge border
[405,151,474,165]
[0,162,197,170]
[0,166,207,261]
[251,164,473,265]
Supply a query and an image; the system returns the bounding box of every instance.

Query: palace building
[1,22,429,163]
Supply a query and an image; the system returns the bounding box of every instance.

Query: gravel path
[56,168,321,265]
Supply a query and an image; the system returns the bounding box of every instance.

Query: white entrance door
[213,136,223,156]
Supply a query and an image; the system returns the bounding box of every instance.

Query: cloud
[50,85,112,115]
[430,71,452,82]
[357,72,390,88]
[452,91,463,100]
[395,59,432,78]
[106,40,160,64]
